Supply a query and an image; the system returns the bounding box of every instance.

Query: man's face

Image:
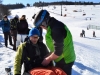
[30,35,39,44]
[4,18,7,21]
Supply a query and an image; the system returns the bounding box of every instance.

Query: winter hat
[28,28,40,37]
[3,15,7,18]
[15,15,19,18]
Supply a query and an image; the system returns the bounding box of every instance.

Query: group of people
[80,29,96,38]
[0,14,29,50]
[1,9,76,75]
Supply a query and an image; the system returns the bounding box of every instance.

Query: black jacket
[48,17,67,56]
[17,19,28,34]
[14,40,53,75]
[10,18,19,30]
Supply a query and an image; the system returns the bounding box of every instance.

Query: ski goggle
[35,10,47,27]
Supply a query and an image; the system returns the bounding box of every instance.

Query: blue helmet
[33,10,50,27]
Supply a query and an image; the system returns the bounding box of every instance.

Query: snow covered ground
[0,5,100,75]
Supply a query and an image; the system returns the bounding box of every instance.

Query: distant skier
[80,33,83,37]
[93,31,96,37]
[82,29,85,37]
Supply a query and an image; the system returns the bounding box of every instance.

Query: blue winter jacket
[0,19,10,32]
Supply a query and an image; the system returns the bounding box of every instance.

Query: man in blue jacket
[0,15,12,47]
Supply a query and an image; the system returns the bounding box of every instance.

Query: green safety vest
[45,25,76,64]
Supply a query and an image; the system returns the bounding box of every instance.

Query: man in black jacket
[14,28,52,75]
[10,15,19,50]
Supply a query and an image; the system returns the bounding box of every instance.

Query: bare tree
[0,0,11,19]
[0,0,3,19]
[0,4,11,19]
[27,3,30,7]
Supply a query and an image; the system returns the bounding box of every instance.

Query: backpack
[10,19,17,30]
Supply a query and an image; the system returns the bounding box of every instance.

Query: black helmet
[33,10,50,27]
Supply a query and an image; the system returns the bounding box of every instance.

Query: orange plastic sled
[29,66,67,75]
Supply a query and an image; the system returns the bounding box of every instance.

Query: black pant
[4,32,12,47]
[56,58,74,75]
[10,30,17,50]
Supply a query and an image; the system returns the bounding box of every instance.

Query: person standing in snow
[82,29,85,37]
[93,31,96,37]
[0,15,13,47]
[10,15,19,50]
[33,9,76,75]
[16,15,29,49]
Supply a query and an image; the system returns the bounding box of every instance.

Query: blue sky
[3,0,100,5]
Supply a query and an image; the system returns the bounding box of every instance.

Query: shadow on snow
[84,37,100,40]
[74,41,100,52]
[74,62,100,75]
